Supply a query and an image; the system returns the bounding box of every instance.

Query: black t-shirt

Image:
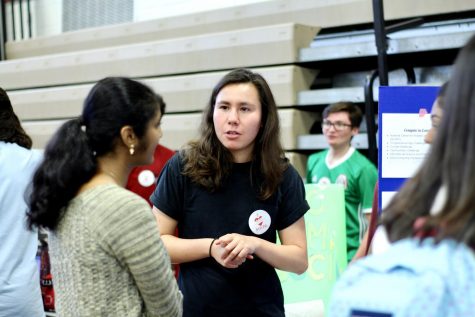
[150,153,309,317]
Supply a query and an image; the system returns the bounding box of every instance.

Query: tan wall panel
[21,115,200,150]
[285,152,308,179]
[1,24,319,90]
[384,0,475,20]
[160,109,318,150]
[153,109,318,151]
[279,109,319,150]
[23,109,318,150]
[148,65,317,112]
[159,113,202,151]
[24,124,310,180]
[6,0,349,59]
[22,120,65,149]
[10,86,89,120]
[9,66,317,120]
[160,109,319,151]
[7,0,472,59]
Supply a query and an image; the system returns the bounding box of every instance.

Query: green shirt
[307,148,377,261]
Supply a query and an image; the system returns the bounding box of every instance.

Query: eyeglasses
[321,120,352,131]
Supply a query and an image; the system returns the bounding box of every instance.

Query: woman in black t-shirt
[151,68,310,317]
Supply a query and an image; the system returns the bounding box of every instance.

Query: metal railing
[367,0,424,165]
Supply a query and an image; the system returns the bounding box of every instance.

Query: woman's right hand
[210,236,254,269]
[210,240,240,268]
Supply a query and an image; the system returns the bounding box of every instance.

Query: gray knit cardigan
[49,184,182,317]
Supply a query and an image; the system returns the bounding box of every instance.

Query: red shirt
[126,144,179,278]
[126,145,175,205]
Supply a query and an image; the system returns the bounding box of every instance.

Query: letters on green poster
[277,183,347,309]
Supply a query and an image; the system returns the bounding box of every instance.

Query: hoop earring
[129,144,135,156]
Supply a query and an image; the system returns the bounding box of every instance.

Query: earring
[129,144,135,156]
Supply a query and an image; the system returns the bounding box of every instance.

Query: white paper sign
[381,191,398,210]
[381,113,431,178]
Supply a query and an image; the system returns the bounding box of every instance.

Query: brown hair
[322,101,363,128]
[434,81,449,110]
[181,68,287,200]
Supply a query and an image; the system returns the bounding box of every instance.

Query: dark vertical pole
[372,0,388,85]
[27,0,31,38]
[18,0,23,39]
[367,0,389,165]
[10,0,15,41]
[365,70,379,165]
[0,0,5,60]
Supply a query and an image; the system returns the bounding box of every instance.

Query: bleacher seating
[6,0,472,59]
[9,65,316,119]
[3,0,474,180]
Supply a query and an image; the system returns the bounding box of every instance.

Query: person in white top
[0,87,45,317]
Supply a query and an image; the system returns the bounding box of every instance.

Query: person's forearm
[161,234,213,264]
[351,230,369,263]
[253,237,308,274]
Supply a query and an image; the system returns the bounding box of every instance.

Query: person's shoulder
[0,142,42,171]
[167,150,183,164]
[351,150,376,169]
[307,150,327,164]
[283,162,300,177]
[282,162,306,187]
[164,151,185,172]
[110,185,149,204]
[87,185,152,223]
[351,149,370,161]
[0,141,26,155]
[29,148,43,165]
[156,144,176,158]
[87,184,148,208]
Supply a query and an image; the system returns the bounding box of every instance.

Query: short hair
[322,101,363,128]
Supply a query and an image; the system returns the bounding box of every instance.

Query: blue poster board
[378,86,439,210]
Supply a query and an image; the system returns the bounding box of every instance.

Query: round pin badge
[336,174,348,189]
[318,176,331,185]
[138,170,155,187]
[248,210,271,235]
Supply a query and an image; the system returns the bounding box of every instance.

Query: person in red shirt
[126,144,175,203]
[126,144,178,277]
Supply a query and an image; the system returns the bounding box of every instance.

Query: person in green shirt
[306,102,377,262]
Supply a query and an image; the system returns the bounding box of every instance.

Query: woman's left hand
[216,233,256,267]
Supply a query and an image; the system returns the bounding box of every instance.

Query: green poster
[277,183,347,313]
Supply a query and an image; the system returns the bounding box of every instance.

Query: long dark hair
[182,68,287,200]
[0,87,32,149]
[27,77,165,230]
[435,81,449,110]
[382,34,475,250]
